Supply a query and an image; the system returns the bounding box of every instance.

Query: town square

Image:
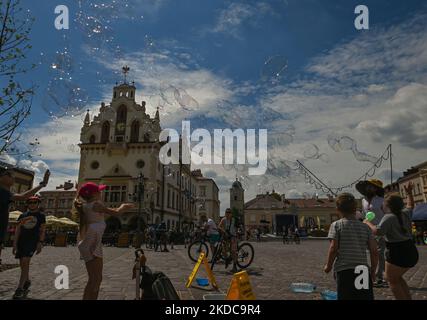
[1,0,427,307]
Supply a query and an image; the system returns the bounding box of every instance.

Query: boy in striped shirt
[324,193,378,300]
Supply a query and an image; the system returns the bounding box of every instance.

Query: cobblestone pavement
[0,240,426,300]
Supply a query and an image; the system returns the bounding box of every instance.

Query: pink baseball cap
[78,182,106,197]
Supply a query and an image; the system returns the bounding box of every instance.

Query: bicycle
[210,232,254,271]
[187,232,210,262]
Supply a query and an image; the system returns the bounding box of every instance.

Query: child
[12,196,46,299]
[324,193,378,300]
[74,182,134,300]
[364,182,419,300]
[0,166,49,265]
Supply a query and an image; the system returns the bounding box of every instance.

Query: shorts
[336,268,374,300]
[385,240,419,268]
[208,234,220,244]
[78,222,105,263]
[15,243,38,259]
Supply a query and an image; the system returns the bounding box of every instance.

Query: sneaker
[23,280,31,291]
[13,288,25,299]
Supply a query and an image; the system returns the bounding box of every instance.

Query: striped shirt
[328,218,374,272]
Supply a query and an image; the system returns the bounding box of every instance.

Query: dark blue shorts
[15,243,38,259]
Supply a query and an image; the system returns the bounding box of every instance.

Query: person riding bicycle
[201,215,220,259]
[219,208,238,273]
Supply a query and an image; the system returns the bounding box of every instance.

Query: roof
[0,161,35,177]
[232,179,243,189]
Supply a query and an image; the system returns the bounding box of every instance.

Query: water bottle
[321,290,337,300]
[290,282,316,293]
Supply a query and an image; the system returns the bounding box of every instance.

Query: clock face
[116,122,126,131]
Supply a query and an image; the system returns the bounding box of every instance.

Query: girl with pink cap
[74,182,134,300]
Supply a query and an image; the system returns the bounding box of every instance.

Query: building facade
[40,183,77,218]
[243,191,357,234]
[192,169,220,223]
[397,161,427,206]
[77,76,219,231]
[0,161,35,212]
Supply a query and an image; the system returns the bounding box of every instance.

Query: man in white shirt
[202,216,220,257]
[356,179,386,287]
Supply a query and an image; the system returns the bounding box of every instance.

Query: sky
[1,0,427,213]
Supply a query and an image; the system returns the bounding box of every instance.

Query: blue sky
[3,0,427,211]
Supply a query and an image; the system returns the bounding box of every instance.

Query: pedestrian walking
[74,182,134,300]
[12,196,46,299]
[324,193,378,300]
[0,166,50,265]
[356,179,387,287]
[364,182,419,300]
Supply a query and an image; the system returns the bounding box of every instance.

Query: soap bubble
[261,55,288,82]
[41,79,89,118]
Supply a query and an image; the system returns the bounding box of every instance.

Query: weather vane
[122,65,130,84]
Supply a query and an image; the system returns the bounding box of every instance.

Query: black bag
[139,266,157,300]
[151,272,180,300]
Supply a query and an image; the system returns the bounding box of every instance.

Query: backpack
[151,272,180,300]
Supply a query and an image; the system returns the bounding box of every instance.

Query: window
[167,189,170,208]
[91,161,100,170]
[101,121,110,143]
[104,186,127,203]
[417,183,421,195]
[234,196,237,201]
[172,191,175,209]
[89,135,96,143]
[136,160,145,169]
[115,105,127,137]
[199,186,207,197]
[59,199,66,208]
[250,214,256,223]
[130,121,139,142]
[48,199,55,208]
[156,187,160,206]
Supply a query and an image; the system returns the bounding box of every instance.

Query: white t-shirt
[205,218,219,236]
[362,196,385,225]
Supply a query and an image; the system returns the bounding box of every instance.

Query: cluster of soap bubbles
[152,84,200,112]
[66,144,80,154]
[303,144,330,163]
[327,134,378,163]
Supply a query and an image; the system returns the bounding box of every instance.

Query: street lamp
[137,173,144,234]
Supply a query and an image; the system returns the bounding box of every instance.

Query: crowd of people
[0,163,425,300]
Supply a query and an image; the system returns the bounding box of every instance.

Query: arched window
[101,122,110,143]
[116,105,127,124]
[143,132,150,142]
[115,105,127,138]
[89,135,96,144]
[130,120,140,142]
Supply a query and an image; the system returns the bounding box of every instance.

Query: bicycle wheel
[188,241,209,262]
[236,242,254,269]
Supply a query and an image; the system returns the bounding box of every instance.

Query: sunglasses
[27,201,39,205]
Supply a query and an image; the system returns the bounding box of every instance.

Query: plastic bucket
[196,278,209,286]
